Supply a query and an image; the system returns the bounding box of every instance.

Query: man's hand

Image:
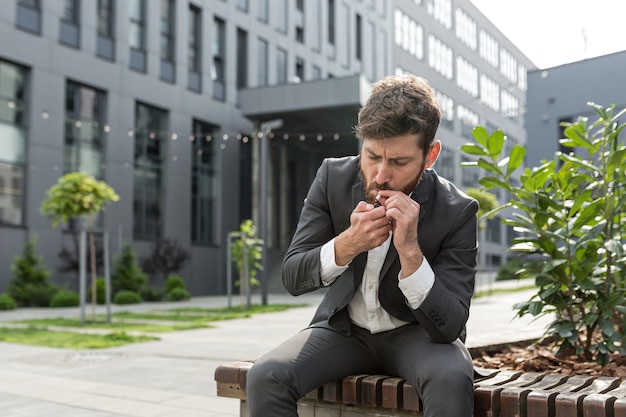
[334,201,391,266]
[376,190,424,277]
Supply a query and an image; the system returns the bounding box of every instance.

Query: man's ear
[424,140,441,169]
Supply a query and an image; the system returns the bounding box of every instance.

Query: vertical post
[79,229,87,324]
[103,231,112,323]
[259,119,282,306]
[243,239,251,310]
[226,232,234,309]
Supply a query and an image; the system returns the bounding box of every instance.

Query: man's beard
[361,163,425,203]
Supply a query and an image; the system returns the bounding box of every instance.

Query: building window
[500,48,518,84]
[188,4,202,92]
[427,35,453,80]
[427,0,452,29]
[277,47,287,84]
[237,0,249,12]
[457,105,479,139]
[212,17,226,100]
[129,0,147,72]
[394,9,424,60]
[436,147,455,182]
[258,38,268,86]
[0,60,28,226]
[96,0,115,60]
[258,0,268,22]
[328,0,335,45]
[64,81,106,178]
[480,74,500,112]
[433,89,454,131]
[355,13,362,61]
[236,28,248,89]
[460,156,480,188]
[486,217,502,243]
[455,8,477,50]
[312,65,321,80]
[296,0,304,11]
[479,30,499,68]
[191,120,218,246]
[160,0,175,83]
[16,0,41,34]
[295,57,304,82]
[276,0,288,33]
[133,102,166,240]
[518,65,527,91]
[456,55,478,97]
[501,89,519,119]
[60,0,80,48]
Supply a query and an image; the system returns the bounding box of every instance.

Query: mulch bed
[470,338,626,378]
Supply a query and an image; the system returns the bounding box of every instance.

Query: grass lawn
[0,303,308,349]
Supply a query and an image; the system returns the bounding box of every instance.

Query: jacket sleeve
[414,198,478,343]
[282,159,337,296]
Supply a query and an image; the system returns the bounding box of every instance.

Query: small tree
[231,219,263,304]
[111,243,147,295]
[40,172,119,321]
[8,236,55,306]
[140,238,191,283]
[460,103,626,364]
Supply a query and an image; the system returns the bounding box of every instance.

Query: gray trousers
[246,323,474,417]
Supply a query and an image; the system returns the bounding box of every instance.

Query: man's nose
[375,160,391,184]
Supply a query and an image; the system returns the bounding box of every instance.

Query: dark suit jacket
[282,156,478,344]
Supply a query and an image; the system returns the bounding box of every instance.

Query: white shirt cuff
[398,257,435,309]
[320,238,350,286]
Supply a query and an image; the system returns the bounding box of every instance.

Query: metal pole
[243,239,251,310]
[226,232,234,309]
[259,118,282,306]
[79,229,87,324]
[260,129,268,305]
[103,231,111,323]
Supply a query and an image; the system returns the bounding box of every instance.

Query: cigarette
[373,194,381,207]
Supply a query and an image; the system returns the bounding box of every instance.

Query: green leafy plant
[460,103,626,364]
[111,243,148,295]
[0,293,17,310]
[40,172,119,320]
[164,274,186,293]
[8,237,56,307]
[231,219,263,303]
[50,289,80,308]
[113,290,142,305]
[167,287,191,301]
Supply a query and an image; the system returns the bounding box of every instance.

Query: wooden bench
[215,360,626,416]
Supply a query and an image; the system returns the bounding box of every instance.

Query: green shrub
[111,244,147,294]
[164,275,186,293]
[495,256,525,281]
[0,293,17,310]
[167,287,190,301]
[50,289,80,307]
[8,237,53,306]
[95,277,106,304]
[113,290,142,305]
[140,286,165,302]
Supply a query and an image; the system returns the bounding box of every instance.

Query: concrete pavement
[0,279,553,417]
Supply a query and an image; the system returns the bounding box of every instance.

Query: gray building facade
[0,0,535,297]
[526,50,626,167]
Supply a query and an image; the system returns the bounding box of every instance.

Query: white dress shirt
[320,234,435,333]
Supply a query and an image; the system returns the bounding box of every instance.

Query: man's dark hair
[355,74,442,155]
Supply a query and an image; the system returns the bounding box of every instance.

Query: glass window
[0,59,28,226]
[257,37,268,86]
[17,0,41,34]
[427,35,453,80]
[64,81,106,178]
[191,120,219,245]
[328,0,335,45]
[276,0,287,33]
[355,13,362,61]
[128,0,145,50]
[133,102,167,239]
[433,89,454,131]
[436,147,455,182]
[394,9,424,60]
[160,0,175,62]
[456,55,478,97]
[480,74,500,112]
[236,28,248,89]
[500,48,518,84]
[479,30,498,68]
[212,17,225,82]
[258,0,268,22]
[97,0,114,38]
[427,0,452,29]
[276,47,287,84]
[455,8,476,50]
[62,0,79,23]
[188,5,201,71]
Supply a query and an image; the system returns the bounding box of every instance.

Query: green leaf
[507,145,526,176]
[573,199,603,229]
[472,126,489,147]
[459,144,488,156]
[486,130,505,158]
[477,158,503,176]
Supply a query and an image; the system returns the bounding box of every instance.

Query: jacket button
[331,306,337,313]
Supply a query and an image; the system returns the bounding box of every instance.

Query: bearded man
[246,73,479,417]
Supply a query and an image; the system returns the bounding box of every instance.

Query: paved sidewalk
[0,279,552,417]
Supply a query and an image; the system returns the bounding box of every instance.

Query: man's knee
[246,358,295,395]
